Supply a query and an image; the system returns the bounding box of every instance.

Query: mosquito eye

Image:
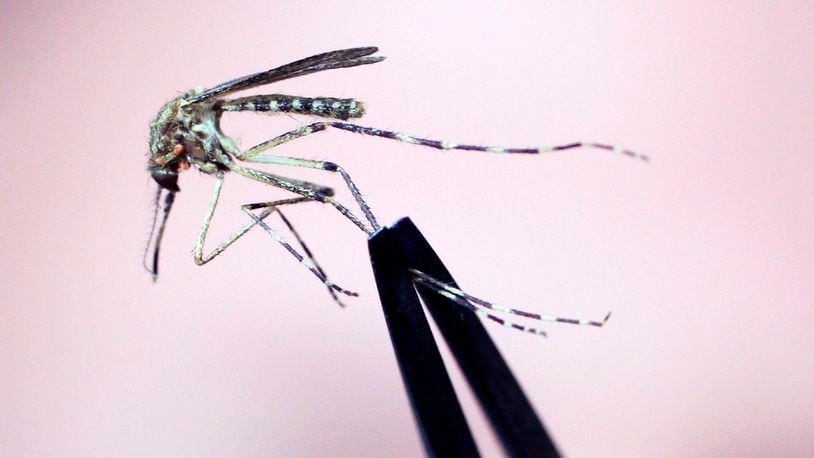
[151,166,180,192]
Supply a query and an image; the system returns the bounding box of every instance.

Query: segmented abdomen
[216,94,364,120]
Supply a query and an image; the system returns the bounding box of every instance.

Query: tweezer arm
[369,217,560,457]
[369,222,479,456]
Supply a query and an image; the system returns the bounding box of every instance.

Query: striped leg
[227,120,647,238]
[242,203,358,306]
[237,154,379,232]
[233,121,650,162]
[194,174,256,265]
[410,269,611,337]
[194,174,358,303]
[225,161,376,235]
[273,208,355,306]
[200,129,374,240]
[230,155,598,333]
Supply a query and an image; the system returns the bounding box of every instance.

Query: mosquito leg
[194,174,311,266]
[193,174,357,301]
[238,154,379,231]
[194,173,260,265]
[242,202,359,304]
[230,153,610,332]
[274,208,353,306]
[224,161,375,235]
[222,117,645,237]
[232,122,649,162]
[202,134,374,237]
[233,123,335,160]
[412,275,550,338]
[410,269,611,329]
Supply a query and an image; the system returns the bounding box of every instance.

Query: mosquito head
[149,93,200,192]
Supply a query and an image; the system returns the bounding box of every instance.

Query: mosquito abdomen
[217,95,364,120]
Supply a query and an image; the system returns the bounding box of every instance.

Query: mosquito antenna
[143,188,176,281]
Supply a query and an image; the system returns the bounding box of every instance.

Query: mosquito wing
[185,47,385,104]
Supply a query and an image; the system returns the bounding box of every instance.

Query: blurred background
[1,1,812,456]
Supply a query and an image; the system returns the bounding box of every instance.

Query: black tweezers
[368,217,560,457]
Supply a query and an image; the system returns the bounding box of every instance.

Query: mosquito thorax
[148,89,229,191]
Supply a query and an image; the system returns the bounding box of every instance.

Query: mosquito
[144,46,646,337]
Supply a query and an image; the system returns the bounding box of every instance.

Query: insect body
[145,47,643,335]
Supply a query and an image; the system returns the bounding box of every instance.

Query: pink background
[2,2,812,456]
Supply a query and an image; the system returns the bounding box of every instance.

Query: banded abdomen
[216,94,364,120]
